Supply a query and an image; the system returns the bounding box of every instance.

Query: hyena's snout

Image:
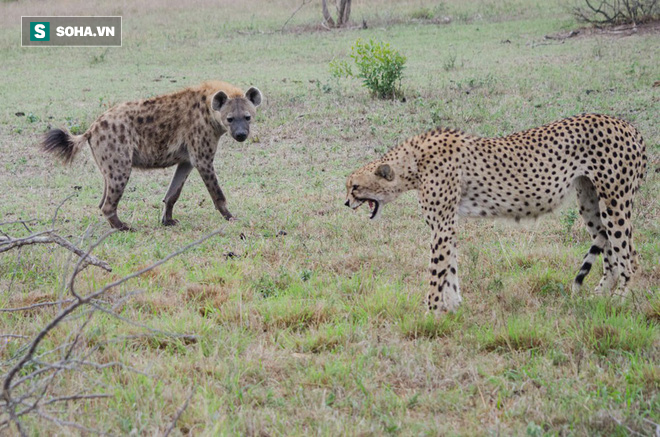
[233,131,248,142]
[230,119,250,142]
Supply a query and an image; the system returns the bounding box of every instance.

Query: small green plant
[330,39,406,99]
[560,208,579,240]
[411,7,434,20]
[443,52,457,71]
[26,113,39,123]
[526,421,544,437]
[90,48,110,65]
[65,116,88,135]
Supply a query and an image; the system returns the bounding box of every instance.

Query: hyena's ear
[375,164,395,181]
[245,87,262,107]
[212,91,229,111]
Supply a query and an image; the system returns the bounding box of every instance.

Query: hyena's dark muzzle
[230,119,250,142]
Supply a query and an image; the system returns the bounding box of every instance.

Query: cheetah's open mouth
[354,198,380,220]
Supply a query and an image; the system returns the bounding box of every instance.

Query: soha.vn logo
[30,21,116,40]
[56,25,116,37]
[30,22,50,41]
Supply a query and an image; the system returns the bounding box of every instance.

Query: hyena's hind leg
[99,180,107,209]
[572,177,618,294]
[99,167,132,231]
[161,162,194,226]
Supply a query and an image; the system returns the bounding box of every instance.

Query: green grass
[1,0,658,435]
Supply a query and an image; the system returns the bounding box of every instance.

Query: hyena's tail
[42,128,89,165]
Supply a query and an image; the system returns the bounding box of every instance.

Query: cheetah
[345,114,647,315]
[42,81,262,230]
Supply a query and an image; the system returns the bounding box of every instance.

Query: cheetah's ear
[211,91,229,111]
[375,164,394,181]
[245,87,262,107]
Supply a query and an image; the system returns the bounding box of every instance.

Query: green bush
[330,39,406,99]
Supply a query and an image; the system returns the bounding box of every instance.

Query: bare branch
[608,413,646,437]
[41,393,111,406]
[0,300,76,313]
[0,233,111,272]
[87,300,200,342]
[35,409,109,435]
[2,227,224,432]
[575,0,658,24]
[0,219,39,228]
[49,194,76,230]
[163,390,194,437]
[281,0,310,32]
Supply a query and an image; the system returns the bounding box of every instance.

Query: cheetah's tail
[41,128,89,165]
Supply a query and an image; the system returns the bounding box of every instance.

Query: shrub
[330,39,406,99]
[574,0,660,25]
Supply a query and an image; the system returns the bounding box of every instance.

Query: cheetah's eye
[352,184,358,191]
[227,117,234,123]
[245,115,251,121]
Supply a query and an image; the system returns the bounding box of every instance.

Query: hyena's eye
[245,115,251,121]
[227,117,234,123]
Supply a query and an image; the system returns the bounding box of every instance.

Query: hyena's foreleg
[191,139,233,221]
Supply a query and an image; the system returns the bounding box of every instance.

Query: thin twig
[0,233,111,272]
[2,228,223,427]
[42,393,111,406]
[0,219,40,228]
[6,246,22,295]
[281,0,310,32]
[35,409,109,436]
[0,300,76,313]
[88,301,199,342]
[163,390,194,437]
[49,194,76,230]
[609,413,646,437]
[2,208,225,432]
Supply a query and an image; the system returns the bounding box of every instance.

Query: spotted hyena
[345,114,647,315]
[42,81,262,230]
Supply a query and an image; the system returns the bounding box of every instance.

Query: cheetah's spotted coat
[346,114,647,315]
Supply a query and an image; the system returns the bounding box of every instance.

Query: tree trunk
[322,0,336,27]
[338,0,352,26]
[322,0,352,28]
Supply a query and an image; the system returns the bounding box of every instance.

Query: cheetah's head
[211,87,262,142]
[345,162,402,220]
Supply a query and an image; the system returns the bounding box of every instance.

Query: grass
[0,0,659,434]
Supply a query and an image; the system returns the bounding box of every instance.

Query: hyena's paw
[162,218,179,227]
[107,215,133,232]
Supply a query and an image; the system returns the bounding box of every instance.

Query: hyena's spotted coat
[43,81,262,230]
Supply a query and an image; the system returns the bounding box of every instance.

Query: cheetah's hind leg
[572,177,618,295]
